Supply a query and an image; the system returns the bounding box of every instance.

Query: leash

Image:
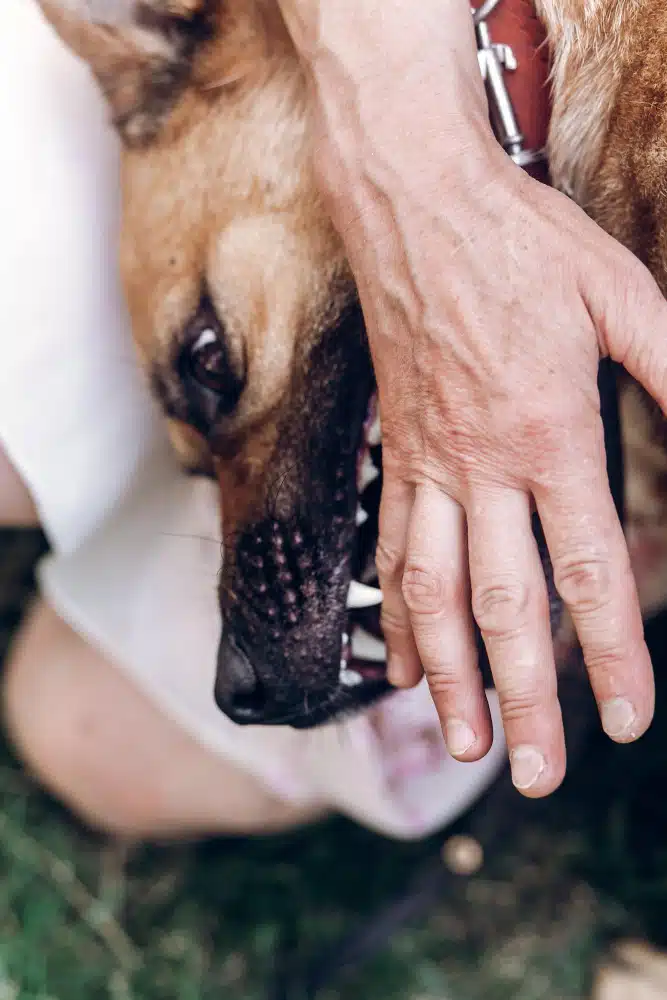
[473,0,551,180]
[270,4,627,996]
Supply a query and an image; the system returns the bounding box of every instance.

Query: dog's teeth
[339,667,364,688]
[347,580,383,609]
[351,626,387,663]
[366,411,382,447]
[358,452,380,492]
[355,505,369,527]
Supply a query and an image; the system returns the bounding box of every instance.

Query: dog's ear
[37,0,213,145]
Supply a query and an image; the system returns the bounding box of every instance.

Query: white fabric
[0,0,506,839]
[0,0,162,553]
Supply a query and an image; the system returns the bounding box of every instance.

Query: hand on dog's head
[40,0,576,728]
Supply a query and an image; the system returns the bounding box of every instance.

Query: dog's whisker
[265,465,299,520]
[159,532,221,545]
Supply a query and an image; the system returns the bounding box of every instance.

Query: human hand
[279,0,667,795]
[326,139,667,794]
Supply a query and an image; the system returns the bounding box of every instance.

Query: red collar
[473,0,551,183]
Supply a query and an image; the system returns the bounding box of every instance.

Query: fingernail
[445,719,477,757]
[510,745,546,791]
[601,697,638,741]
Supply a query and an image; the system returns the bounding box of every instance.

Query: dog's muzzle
[214,393,392,727]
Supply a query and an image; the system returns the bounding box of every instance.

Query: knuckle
[519,413,580,477]
[425,665,461,699]
[553,553,612,614]
[401,564,453,616]
[498,688,544,724]
[380,605,411,637]
[375,538,404,585]
[471,577,530,637]
[380,434,414,473]
[583,638,634,675]
[503,399,561,443]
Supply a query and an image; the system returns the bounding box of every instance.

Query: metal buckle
[472,1,546,168]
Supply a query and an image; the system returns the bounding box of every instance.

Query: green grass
[1,528,667,1000]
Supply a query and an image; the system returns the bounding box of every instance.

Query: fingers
[376,473,423,688]
[467,487,566,796]
[534,422,655,747]
[403,484,493,761]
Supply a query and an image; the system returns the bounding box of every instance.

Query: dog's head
[39,0,395,726]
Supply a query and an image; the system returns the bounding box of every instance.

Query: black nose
[214,633,269,725]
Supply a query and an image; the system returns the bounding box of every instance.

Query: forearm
[276,0,499,179]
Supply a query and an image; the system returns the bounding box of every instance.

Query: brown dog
[36,0,667,728]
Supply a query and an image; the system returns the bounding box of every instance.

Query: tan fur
[38,0,356,538]
[119,51,353,499]
[36,0,667,616]
[535,0,641,201]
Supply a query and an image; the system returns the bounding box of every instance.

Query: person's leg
[0,443,38,527]
[3,601,325,838]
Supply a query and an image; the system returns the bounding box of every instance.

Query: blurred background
[1,527,666,1000]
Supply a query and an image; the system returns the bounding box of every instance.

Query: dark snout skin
[214,303,390,727]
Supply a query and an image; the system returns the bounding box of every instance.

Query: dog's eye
[189,327,230,392]
[180,300,245,428]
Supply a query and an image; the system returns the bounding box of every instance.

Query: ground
[1,528,667,1000]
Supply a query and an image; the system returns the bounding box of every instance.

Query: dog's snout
[215,633,268,725]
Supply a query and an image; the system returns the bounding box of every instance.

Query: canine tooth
[351,627,387,663]
[358,452,380,492]
[366,411,382,447]
[347,580,383,609]
[339,667,364,688]
[355,505,369,527]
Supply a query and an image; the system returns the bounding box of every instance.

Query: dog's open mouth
[339,393,389,691]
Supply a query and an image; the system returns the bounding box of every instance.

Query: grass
[1,528,667,1000]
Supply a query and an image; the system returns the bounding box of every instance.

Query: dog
[35,0,667,732]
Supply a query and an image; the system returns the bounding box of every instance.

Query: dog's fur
[535,0,667,617]
[37,0,667,724]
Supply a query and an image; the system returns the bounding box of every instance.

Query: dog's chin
[285,676,392,729]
